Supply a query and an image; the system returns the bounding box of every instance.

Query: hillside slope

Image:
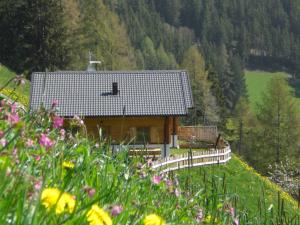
[179,154,300,220]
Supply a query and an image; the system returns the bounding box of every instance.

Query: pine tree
[257,76,300,164]
[181,45,219,125]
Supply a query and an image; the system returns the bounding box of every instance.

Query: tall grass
[0,78,299,224]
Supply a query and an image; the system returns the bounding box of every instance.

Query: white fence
[152,144,231,173]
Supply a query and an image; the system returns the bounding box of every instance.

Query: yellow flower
[41,188,76,214]
[143,214,166,225]
[63,161,75,169]
[86,204,112,225]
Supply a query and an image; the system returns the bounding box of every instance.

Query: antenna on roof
[87,51,101,72]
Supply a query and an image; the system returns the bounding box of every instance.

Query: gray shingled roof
[30,70,193,117]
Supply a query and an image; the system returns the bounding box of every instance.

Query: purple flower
[25,139,34,148]
[39,133,54,149]
[111,205,123,217]
[7,113,20,124]
[11,103,17,113]
[53,116,64,129]
[0,138,7,147]
[84,186,96,198]
[166,179,173,187]
[51,99,58,108]
[152,175,161,185]
[147,159,153,167]
[139,171,147,179]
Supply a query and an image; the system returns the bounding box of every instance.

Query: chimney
[87,51,101,71]
[112,82,118,95]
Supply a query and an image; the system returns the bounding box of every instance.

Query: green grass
[178,155,300,219]
[245,70,300,112]
[0,65,30,106]
[245,71,288,111]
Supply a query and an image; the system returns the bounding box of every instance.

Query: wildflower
[84,186,96,198]
[0,130,3,138]
[53,116,64,129]
[143,214,166,225]
[10,103,17,113]
[41,188,76,214]
[86,204,112,225]
[34,180,42,190]
[147,159,153,167]
[229,207,235,217]
[152,175,161,185]
[0,138,7,147]
[52,99,58,108]
[25,139,34,148]
[7,113,20,124]
[234,218,239,225]
[111,205,123,217]
[39,133,54,149]
[35,155,41,161]
[174,188,180,197]
[195,209,204,223]
[59,129,66,140]
[63,161,75,169]
[139,171,147,178]
[165,180,172,187]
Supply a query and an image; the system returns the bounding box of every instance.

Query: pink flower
[230,207,235,217]
[51,99,58,108]
[111,205,123,217]
[7,113,20,124]
[34,180,42,190]
[174,188,180,197]
[234,218,239,225]
[53,116,64,129]
[147,159,153,167]
[84,186,96,198]
[12,148,18,156]
[25,139,34,148]
[195,209,203,223]
[60,129,66,140]
[0,138,7,147]
[35,155,41,161]
[39,133,54,149]
[166,180,173,187]
[11,103,17,113]
[152,175,161,185]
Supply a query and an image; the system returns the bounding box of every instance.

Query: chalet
[30,70,193,157]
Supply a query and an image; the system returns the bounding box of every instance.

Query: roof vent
[112,82,118,95]
[87,51,101,72]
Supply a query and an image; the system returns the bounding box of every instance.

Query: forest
[1,0,300,198]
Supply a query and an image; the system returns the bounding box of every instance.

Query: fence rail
[152,144,231,173]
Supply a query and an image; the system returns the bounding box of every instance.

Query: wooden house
[30,70,193,157]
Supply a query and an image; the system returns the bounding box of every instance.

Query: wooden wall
[83,116,179,144]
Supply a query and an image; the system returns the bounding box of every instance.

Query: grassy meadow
[245,70,300,112]
[0,68,299,224]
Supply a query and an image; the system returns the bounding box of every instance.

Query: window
[136,127,150,144]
